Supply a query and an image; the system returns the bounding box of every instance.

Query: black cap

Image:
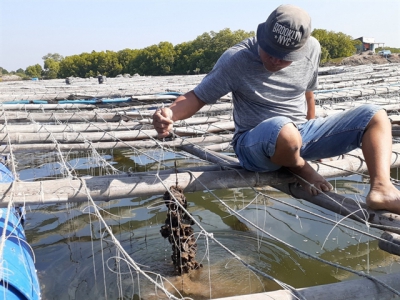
[257,4,311,61]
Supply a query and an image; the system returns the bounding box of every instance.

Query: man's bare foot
[289,161,333,196]
[366,182,400,214]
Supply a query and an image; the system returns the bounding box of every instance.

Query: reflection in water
[18,150,400,299]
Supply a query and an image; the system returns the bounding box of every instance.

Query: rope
[188,170,400,297]
[154,173,305,300]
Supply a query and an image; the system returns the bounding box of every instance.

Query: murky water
[18,149,400,299]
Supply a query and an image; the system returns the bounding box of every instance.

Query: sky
[1,0,399,71]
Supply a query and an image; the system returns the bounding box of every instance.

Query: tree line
[1,28,366,80]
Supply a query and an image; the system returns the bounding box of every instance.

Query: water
[17,149,400,299]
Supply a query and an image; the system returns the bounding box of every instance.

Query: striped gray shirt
[194,36,320,143]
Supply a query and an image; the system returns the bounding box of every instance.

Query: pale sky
[1,0,399,71]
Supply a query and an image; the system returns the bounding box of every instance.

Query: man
[153,4,400,214]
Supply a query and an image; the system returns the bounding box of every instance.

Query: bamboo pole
[0,130,159,143]
[138,115,232,126]
[204,142,232,151]
[0,103,97,110]
[0,121,141,133]
[1,144,400,207]
[0,122,234,144]
[0,169,295,206]
[319,76,400,90]
[0,93,180,102]
[0,111,397,139]
[315,85,400,101]
[0,92,129,101]
[0,134,233,153]
[0,105,233,123]
[1,98,398,126]
[180,143,400,234]
[315,103,400,118]
[276,183,400,234]
[318,69,400,84]
[179,144,240,166]
[130,95,178,101]
[173,121,234,134]
[0,111,124,123]
[120,103,233,118]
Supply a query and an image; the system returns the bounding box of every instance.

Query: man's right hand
[152,91,206,139]
[152,107,174,139]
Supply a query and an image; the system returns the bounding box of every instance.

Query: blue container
[0,163,40,299]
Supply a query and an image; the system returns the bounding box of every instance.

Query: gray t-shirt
[193,36,321,143]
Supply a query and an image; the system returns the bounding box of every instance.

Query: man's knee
[271,123,303,166]
[366,108,389,130]
[276,123,301,151]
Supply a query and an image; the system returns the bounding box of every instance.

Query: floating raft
[1,63,400,299]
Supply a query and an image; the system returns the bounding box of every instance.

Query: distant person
[153,4,400,214]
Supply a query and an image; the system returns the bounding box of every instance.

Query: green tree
[58,55,80,78]
[320,47,330,64]
[89,50,123,77]
[173,28,253,74]
[43,58,60,79]
[133,42,175,75]
[16,68,24,74]
[0,67,9,75]
[117,48,140,74]
[190,32,215,73]
[25,64,43,78]
[173,42,195,74]
[59,53,95,78]
[17,28,253,77]
[204,28,254,72]
[59,55,80,78]
[312,29,357,61]
[42,53,64,62]
[58,51,123,78]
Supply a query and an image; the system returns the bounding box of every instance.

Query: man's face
[258,46,293,72]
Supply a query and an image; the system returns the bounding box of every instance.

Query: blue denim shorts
[233,104,383,172]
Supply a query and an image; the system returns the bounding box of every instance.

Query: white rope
[78,177,183,300]
[188,170,400,297]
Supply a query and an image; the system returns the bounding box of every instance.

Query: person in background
[153,4,400,214]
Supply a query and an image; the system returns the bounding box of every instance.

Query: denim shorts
[233,104,383,172]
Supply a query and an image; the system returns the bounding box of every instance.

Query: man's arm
[152,90,206,138]
[305,90,315,120]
